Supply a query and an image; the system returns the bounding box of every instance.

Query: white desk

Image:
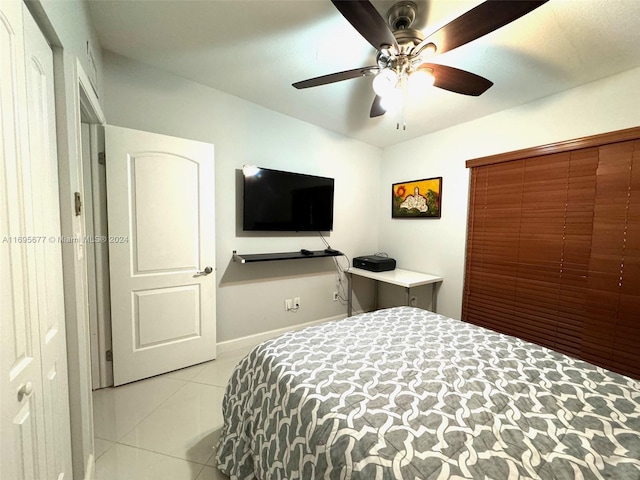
[346,267,443,316]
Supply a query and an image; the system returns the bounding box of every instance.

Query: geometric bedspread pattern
[215,307,640,479]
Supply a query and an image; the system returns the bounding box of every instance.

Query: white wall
[102,51,382,342]
[379,66,640,320]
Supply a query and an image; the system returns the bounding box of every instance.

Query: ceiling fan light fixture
[408,68,435,93]
[372,68,398,97]
[380,88,403,114]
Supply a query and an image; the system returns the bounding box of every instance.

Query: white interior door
[106,126,216,386]
[1,2,72,478]
[0,5,46,478]
[23,6,72,478]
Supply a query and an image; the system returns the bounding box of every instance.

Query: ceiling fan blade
[293,66,377,89]
[331,0,399,51]
[414,0,548,55]
[420,63,493,96]
[370,95,385,117]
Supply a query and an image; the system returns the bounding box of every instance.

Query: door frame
[82,122,113,389]
[52,51,105,479]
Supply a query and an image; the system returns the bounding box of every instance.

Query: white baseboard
[217,313,348,355]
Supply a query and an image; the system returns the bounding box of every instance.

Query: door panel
[13,399,40,479]
[132,153,200,272]
[135,285,201,346]
[106,126,216,386]
[1,3,71,479]
[23,5,72,479]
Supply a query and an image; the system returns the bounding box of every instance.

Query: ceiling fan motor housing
[387,1,418,30]
[376,1,430,74]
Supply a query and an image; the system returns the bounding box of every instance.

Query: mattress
[215,306,640,479]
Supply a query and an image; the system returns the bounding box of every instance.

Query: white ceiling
[88,0,640,148]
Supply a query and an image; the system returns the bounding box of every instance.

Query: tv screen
[243,166,334,231]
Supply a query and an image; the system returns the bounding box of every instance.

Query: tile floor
[93,343,258,480]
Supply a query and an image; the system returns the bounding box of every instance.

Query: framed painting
[392,177,442,218]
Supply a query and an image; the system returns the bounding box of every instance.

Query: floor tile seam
[186,376,230,389]
[204,450,217,469]
[93,437,115,460]
[162,347,249,382]
[113,441,214,468]
[113,379,190,442]
[164,371,203,382]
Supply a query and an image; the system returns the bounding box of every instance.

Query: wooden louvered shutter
[583,140,640,376]
[463,131,640,379]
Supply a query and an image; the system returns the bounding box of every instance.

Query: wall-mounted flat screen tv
[243,166,334,231]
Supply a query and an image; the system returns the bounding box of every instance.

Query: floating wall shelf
[232,249,342,264]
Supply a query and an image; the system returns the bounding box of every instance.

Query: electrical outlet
[284,299,292,311]
[294,297,301,309]
[333,291,339,301]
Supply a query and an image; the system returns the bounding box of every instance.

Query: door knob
[18,382,33,400]
[195,266,213,276]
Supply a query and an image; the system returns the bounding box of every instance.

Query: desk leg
[347,273,353,317]
[432,282,439,313]
[374,280,379,311]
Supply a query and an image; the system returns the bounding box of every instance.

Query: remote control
[300,249,313,255]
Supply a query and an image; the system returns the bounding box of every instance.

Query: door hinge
[74,192,82,216]
[98,152,106,165]
[105,349,113,362]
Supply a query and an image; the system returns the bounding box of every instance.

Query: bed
[215,306,640,479]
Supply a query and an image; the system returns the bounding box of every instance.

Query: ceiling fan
[293,0,549,124]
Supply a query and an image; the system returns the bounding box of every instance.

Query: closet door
[23,5,73,478]
[0,2,72,479]
[0,3,47,478]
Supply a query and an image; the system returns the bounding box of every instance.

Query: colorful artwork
[392,177,442,218]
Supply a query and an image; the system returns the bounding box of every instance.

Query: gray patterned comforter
[215,307,640,479]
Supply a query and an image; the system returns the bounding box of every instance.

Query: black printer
[352,255,396,272]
